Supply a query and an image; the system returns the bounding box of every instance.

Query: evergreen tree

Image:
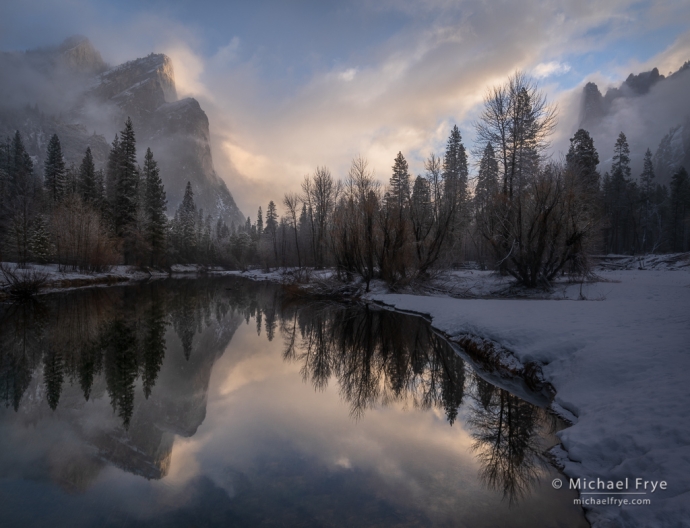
[43,134,66,203]
[78,146,98,203]
[78,343,102,402]
[105,134,120,210]
[612,132,631,181]
[603,133,636,253]
[103,320,138,429]
[443,125,469,204]
[639,148,657,251]
[29,215,52,263]
[142,147,167,265]
[256,206,263,238]
[115,118,139,237]
[640,148,655,199]
[475,142,500,210]
[178,181,197,261]
[265,201,278,234]
[668,167,690,252]
[142,295,167,399]
[566,128,600,193]
[441,125,469,247]
[43,348,64,411]
[265,200,279,264]
[411,175,432,229]
[8,131,38,264]
[389,151,411,211]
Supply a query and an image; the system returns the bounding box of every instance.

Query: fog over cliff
[575,61,690,185]
[0,36,245,226]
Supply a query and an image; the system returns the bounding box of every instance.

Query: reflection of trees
[0,279,251,426]
[279,302,552,506]
[141,292,167,399]
[171,285,198,360]
[103,319,138,428]
[282,304,466,422]
[467,372,546,505]
[44,347,64,410]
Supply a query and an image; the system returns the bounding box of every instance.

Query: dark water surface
[0,277,587,527]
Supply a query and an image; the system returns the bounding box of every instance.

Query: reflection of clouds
[190,320,583,525]
[202,323,492,517]
[165,436,204,486]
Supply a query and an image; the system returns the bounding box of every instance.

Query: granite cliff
[0,36,244,226]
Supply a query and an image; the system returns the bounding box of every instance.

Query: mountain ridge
[0,37,245,227]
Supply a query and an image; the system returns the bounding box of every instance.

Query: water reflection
[0,277,581,524]
[280,302,554,504]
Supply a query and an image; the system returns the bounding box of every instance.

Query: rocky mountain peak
[579,63,684,128]
[92,53,177,117]
[58,36,107,74]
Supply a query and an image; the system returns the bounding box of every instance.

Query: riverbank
[0,262,230,299]
[369,262,690,527]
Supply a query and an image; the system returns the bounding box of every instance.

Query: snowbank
[371,267,690,527]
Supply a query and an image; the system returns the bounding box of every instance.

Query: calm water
[0,277,587,527]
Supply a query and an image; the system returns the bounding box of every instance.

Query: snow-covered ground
[0,263,241,296]
[367,257,690,527]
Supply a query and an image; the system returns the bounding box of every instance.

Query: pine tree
[44,349,64,411]
[411,175,432,229]
[265,200,278,264]
[612,132,631,181]
[640,148,655,199]
[603,133,636,253]
[475,142,499,210]
[178,181,197,261]
[78,146,98,203]
[265,201,277,234]
[142,296,167,399]
[9,131,37,263]
[256,206,263,238]
[566,128,600,193]
[389,151,411,211]
[115,118,139,237]
[142,147,167,265]
[668,167,690,252]
[11,130,34,189]
[105,134,120,210]
[44,134,66,203]
[443,125,468,205]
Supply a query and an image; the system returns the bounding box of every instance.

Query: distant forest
[1,72,689,288]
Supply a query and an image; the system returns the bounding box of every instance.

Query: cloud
[532,61,571,79]
[2,0,690,217]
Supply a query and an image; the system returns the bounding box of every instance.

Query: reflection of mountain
[0,280,249,482]
[0,36,244,225]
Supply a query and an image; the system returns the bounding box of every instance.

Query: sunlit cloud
[533,61,571,79]
[1,0,689,217]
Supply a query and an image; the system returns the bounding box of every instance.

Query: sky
[1,0,690,217]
